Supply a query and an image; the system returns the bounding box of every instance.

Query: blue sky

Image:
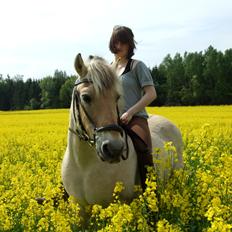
[0,0,232,80]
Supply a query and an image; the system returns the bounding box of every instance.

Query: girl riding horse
[109,25,157,190]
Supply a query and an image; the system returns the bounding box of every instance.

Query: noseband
[69,78,129,160]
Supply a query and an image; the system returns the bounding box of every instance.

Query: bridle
[69,78,129,160]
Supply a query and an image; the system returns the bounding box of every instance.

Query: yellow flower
[1,106,231,231]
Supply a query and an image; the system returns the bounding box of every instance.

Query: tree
[39,70,68,108]
[161,53,185,105]
[2,76,14,110]
[214,48,232,104]
[202,46,220,104]
[182,52,204,105]
[59,76,76,108]
[151,66,167,106]
[11,75,26,110]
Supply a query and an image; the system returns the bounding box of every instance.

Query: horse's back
[148,114,184,172]
[148,115,183,146]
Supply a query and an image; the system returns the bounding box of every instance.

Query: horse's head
[72,53,126,163]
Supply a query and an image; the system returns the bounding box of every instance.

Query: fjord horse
[62,54,184,212]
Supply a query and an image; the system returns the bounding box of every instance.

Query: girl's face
[114,41,129,59]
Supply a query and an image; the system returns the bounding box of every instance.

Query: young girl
[109,25,157,191]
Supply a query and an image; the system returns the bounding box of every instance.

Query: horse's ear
[74,53,88,78]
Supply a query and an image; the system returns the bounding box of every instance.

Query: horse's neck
[68,114,97,167]
[68,133,98,168]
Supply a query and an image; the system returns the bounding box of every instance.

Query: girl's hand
[120,111,133,124]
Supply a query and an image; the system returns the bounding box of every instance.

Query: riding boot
[136,149,153,191]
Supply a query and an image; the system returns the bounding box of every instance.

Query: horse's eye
[116,95,121,102]
[81,94,91,104]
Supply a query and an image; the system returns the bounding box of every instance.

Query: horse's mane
[85,56,120,95]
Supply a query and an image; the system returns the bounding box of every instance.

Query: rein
[69,78,129,160]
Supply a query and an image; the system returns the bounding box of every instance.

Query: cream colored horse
[62,54,183,211]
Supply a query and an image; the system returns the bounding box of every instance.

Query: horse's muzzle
[99,139,124,163]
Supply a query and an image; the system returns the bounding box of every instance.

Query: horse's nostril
[101,141,112,157]
[101,140,124,159]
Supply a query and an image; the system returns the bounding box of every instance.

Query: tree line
[151,46,232,106]
[0,46,231,110]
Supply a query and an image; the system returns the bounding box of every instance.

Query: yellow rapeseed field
[0,106,231,231]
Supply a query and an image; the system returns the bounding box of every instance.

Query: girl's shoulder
[130,59,148,72]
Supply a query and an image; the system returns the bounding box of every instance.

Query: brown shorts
[126,116,152,154]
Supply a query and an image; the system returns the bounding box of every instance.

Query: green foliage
[59,76,76,108]
[0,70,74,110]
[39,70,68,109]
[151,46,232,106]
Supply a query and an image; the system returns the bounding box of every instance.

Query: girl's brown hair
[109,26,136,59]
